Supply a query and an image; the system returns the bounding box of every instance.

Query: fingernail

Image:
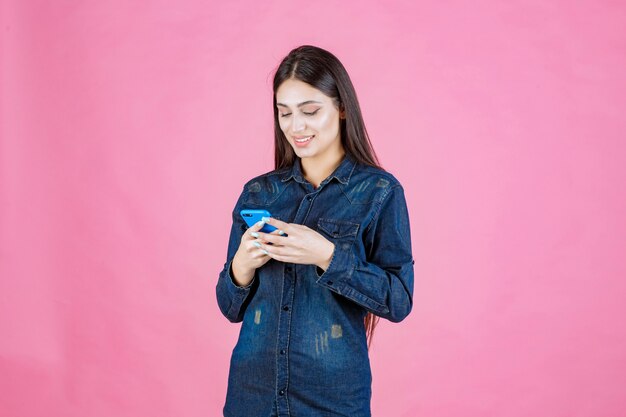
[250,232,259,238]
[261,250,269,255]
[261,216,270,223]
[256,220,265,227]
[253,241,262,248]
[278,230,285,235]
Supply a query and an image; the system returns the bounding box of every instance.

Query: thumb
[242,219,266,241]
[253,219,267,230]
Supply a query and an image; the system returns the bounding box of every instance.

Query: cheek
[278,118,290,133]
[312,112,339,135]
[311,112,332,130]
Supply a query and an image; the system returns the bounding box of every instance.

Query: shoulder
[239,166,289,191]
[354,163,403,187]
[239,166,292,205]
[343,162,404,204]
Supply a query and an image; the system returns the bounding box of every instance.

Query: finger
[262,228,284,239]
[254,245,270,257]
[263,217,291,235]
[260,228,287,246]
[251,219,267,231]
[247,246,267,258]
[250,240,266,252]
[258,246,275,260]
[244,220,268,240]
[255,231,288,246]
[263,229,287,245]
[262,246,289,262]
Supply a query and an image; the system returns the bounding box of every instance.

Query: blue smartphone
[240,209,278,233]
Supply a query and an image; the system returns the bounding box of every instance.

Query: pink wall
[1,1,625,416]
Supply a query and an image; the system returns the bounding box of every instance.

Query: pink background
[2,1,625,416]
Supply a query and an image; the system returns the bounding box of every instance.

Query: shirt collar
[280,153,357,186]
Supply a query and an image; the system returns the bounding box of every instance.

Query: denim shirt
[216,153,414,417]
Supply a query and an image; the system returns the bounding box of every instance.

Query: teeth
[295,135,313,142]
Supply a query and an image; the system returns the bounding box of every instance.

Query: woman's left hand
[252,217,335,271]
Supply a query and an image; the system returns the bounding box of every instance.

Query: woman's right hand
[230,220,282,287]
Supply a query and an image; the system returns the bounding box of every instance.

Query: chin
[290,145,312,156]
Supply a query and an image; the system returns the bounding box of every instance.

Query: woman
[216,45,414,417]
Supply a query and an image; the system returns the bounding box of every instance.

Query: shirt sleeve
[315,184,415,323]
[215,185,258,323]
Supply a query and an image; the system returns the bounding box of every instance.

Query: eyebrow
[276,100,323,108]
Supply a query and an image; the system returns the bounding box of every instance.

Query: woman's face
[276,78,345,161]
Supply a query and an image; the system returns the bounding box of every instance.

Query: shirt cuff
[227,258,255,292]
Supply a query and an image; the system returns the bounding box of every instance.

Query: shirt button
[285,266,292,273]
[282,305,290,311]
[280,349,286,355]
[279,389,285,396]
[306,196,312,201]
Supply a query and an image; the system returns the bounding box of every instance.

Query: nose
[291,113,306,133]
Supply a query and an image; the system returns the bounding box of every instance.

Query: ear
[339,101,346,119]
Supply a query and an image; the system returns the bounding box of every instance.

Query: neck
[301,149,346,189]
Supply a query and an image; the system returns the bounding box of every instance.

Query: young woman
[216,45,414,417]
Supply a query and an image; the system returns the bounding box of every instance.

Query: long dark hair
[271,45,384,350]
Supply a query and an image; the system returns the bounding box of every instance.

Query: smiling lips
[294,135,314,146]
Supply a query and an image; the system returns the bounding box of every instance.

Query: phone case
[240,209,278,233]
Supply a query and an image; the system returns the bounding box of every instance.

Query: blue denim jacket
[216,153,414,417]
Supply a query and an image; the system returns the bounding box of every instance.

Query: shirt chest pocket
[316,218,360,245]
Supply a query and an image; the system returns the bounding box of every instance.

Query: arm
[215,186,258,323]
[315,184,415,322]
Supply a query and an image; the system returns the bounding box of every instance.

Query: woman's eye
[279,109,319,118]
